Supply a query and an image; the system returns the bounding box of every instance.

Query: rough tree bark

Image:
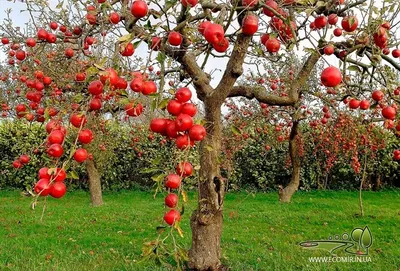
[86,159,103,206]
[279,120,301,203]
[188,98,225,271]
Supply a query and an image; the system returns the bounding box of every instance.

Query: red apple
[265,38,280,53]
[164,209,181,225]
[34,179,51,196]
[50,182,67,198]
[341,16,358,32]
[130,0,148,18]
[204,24,224,44]
[320,66,342,87]
[175,87,192,103]
[242,15,258,36]
[73,148,88,163]
[168,31,183,46]
[165,174,181,189]
[165,193,179,208]
[78,129,94,144]
[189,124,206,141]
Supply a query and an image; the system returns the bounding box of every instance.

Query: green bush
[1,121,399,192]
[231,124,400,191]
[0,121,47,190]
[0,121,198,191]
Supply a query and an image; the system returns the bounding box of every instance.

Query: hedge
[1,120,399,192]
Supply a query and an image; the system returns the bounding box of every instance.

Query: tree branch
[124,20,213,100]
[214,34,252,101]
[229,49,320,105]
[228,85,297,105]
[381,53,400,71]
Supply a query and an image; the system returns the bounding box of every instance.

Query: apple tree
[1,0,400,270]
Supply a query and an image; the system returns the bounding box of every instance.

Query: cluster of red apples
[149,87,205,225]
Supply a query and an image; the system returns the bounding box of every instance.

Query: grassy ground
[0,189,399,271]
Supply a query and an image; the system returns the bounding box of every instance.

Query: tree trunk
[359,154,368,217]
[373,174,381,191]
[86,159,103,207]
[189,99,225,271]
[279,121,301,203]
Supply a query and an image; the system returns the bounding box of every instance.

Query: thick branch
[287,50,320,99]
[214,34,252,101]
[180,53,213,101]
[229,49,320,105]
[228,85,296,105]
[381,53,400,72]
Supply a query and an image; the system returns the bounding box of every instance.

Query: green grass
[0,189,399,271]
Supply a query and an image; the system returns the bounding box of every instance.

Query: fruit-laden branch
[214,34,252,102]
[229,50,320,105]
[124,23,213,101]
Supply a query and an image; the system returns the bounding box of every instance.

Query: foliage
[0,120,47,190]
[2,120,399,192]
[0,120,200,191]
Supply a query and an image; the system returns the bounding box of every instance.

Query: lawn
[0,189,399,271]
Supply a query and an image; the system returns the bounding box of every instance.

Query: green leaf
[347,65,361,73]
[304,48,316,54]
[164,0,178,10]
[56,0,64,9]
[145,20,152,31]
[73,94,84,103]
[205,145,214,152]
[86,66,99,77]
[156,225,167,234]
[304,8,314,16]
[371,6,379,14]
[133,40,142,48]
[349,17,356,29]
[370,55,382,63]
[181,190,188,203]
[119,90,129,98]
[151,173,165,183]
[118,34,132,42]
[70,171,79,180]
[158,98,169,110]
[119,98,130,105]
[231,125,241,135]
[156,52,166,63]
[151,99,157,111]
[176,225,184,237]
